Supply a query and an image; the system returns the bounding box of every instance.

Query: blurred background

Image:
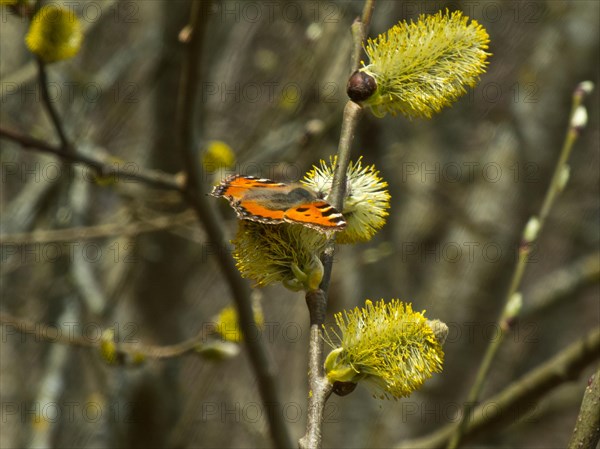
[1,1,598,448]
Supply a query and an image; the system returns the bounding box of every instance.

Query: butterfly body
[211,175,346,233]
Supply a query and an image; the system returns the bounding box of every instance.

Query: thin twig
[36,58,72,151]
[0,127,183,191]
[301,2,375,448]
[350,0,375,72]
[0,311,211,360]
[399,327,600,449]
[567,366,600,449]
[319,100,363,294]
[301,103,363,448]
[175,2,293,448]
[0,312,94,348]
[0,210,196,245]
[361,0,376,30]
[448,83,594,449]
[299,290,335,449]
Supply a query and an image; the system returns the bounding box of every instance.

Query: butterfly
[211,174,346,233]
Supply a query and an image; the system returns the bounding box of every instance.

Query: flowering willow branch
[299,102,362,449]
[349,10,490,118]
[25,5,84,151]
[324,300,445,399]
[175,2,292,448]
[448,80,595,449]
[300,3,375,449]
[2,0,115,94]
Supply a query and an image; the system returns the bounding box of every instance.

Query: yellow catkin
[361,10,491,118]
[26,5,83,63]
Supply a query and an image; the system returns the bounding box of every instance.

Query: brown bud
[332,381,357,397]
[347,70,377,102]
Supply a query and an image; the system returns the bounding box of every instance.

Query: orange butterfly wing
[211,175,288,224]
[233,199,286,224]
[284,201,346,232]
[211,175,346,233]
[211,175,287,201]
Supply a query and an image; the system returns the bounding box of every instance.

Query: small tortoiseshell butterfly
[211,175,346,233]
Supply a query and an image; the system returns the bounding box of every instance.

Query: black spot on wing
[320,208,338,217]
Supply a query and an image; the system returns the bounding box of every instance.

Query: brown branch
[36,59,71,151]
[567,366,600,449]
[301,2,375,448]
[350,0,375,72]
[4,3,292,445]
[448,82,594,449]
[299,289,334,449]
[1,312,94,348]
[0,311,211,360]
[0,126,183,191]
[174,2,293,448]
[300,101,363,449]
[398,327,600,449]
[0,210,196,245]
